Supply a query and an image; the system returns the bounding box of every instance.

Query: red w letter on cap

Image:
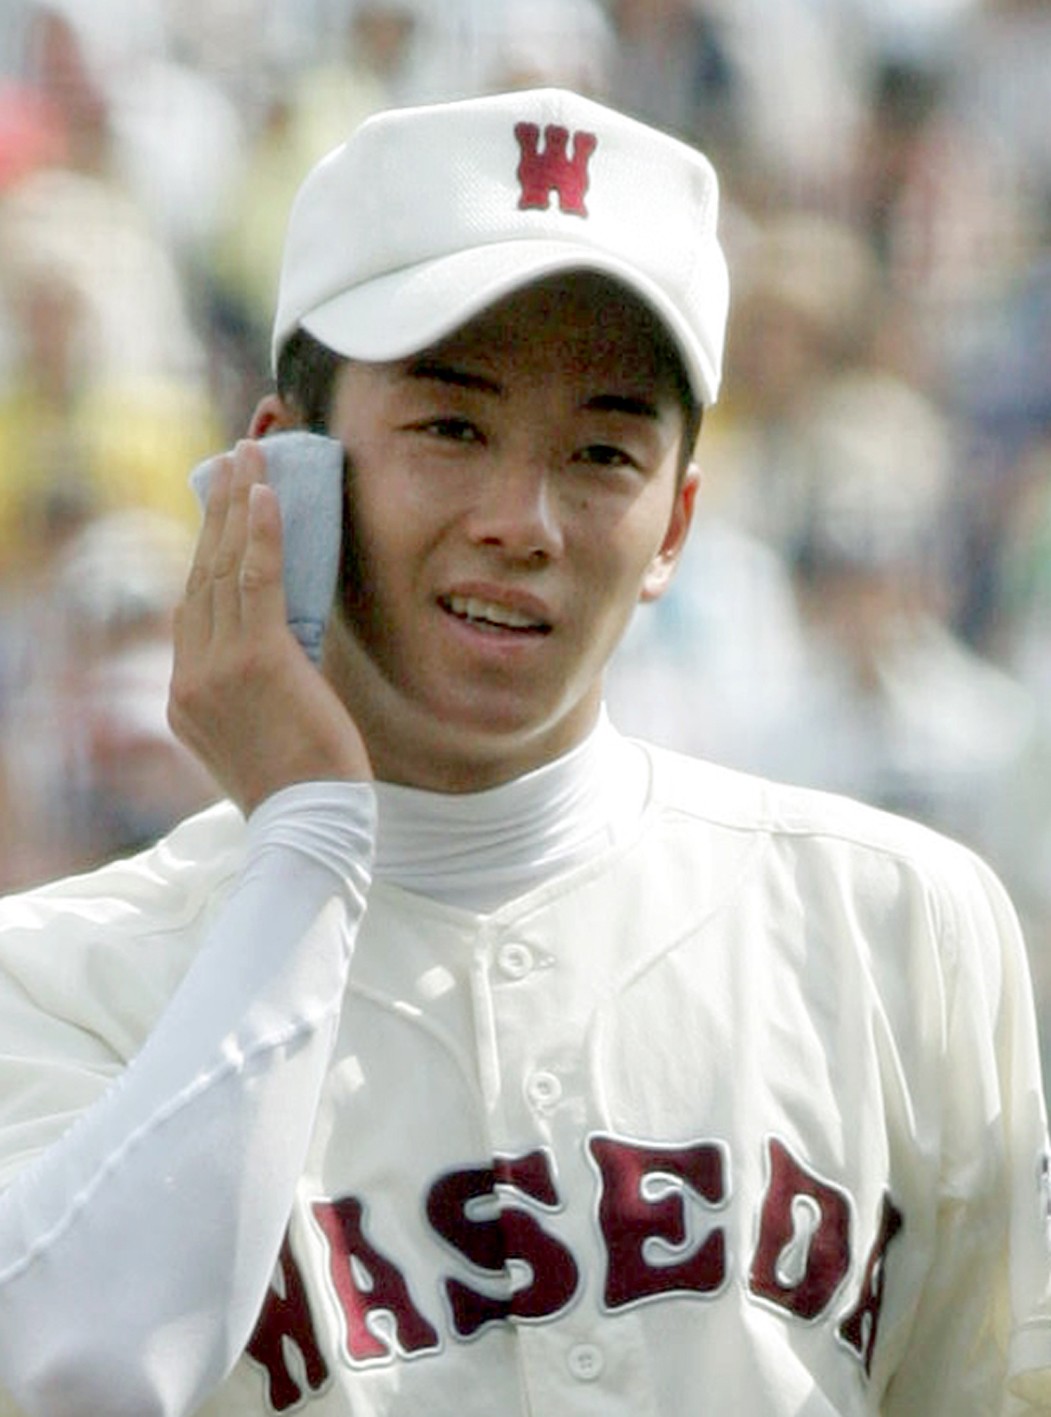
[515,123,598,217]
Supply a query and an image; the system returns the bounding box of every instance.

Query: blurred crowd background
[0,0,1050,1071]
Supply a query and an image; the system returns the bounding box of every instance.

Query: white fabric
[273,87,728,404]
[0,783,374,1415]
[0,740,1048,1413]
[372,709,649,910]
[190,433,345,665]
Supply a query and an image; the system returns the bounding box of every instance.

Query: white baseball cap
[272,87,729,405]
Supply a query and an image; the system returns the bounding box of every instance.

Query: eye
[416,416,484,445]
[574,443,639,470]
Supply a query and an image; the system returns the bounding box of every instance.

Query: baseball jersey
[0,741,1049,1414]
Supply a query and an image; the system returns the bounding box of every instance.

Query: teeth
[447,595,542,629]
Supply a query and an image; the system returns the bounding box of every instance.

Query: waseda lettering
[749,1137,851,1319]
[246,1134,904,1407]
[312,1195,441,1361]
[246,1234,330,1409]
[589,1136,728,1307]
[838,1192,905,1374]
[427,1150,581,1336]
[514,122,597,216]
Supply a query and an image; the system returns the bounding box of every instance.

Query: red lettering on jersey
[750,1137,852,1320]
[514,123,597,216]
[589,1135,727,1308]
[245,1235,329,1411]
[426,1150,580,1337]
[838,1192,904,1374]
[312,1197,440,1362]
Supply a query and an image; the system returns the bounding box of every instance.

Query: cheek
[572,537,660,642]
[338,477,372,612]
[337,472,410,624]
[595,497,681,595]
[336,476,448,655]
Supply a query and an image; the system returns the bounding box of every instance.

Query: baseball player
[0,86,1048,1416]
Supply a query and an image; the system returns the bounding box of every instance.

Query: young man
[0,87,1048,1416]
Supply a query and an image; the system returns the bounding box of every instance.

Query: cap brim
[293,240,722,405]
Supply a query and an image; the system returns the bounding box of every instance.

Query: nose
[466,458,564,563]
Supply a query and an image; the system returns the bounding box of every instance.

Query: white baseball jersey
[0,742,1049,1414]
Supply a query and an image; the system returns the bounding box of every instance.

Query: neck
[370,711,650,911]
[366,710,601,792]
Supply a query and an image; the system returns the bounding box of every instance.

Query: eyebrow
[406,358,504,396]
[583,392,662,421]
[407,358,663,421]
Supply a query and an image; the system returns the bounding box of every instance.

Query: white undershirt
[372,710,651,911]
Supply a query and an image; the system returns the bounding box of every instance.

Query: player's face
[322,273,698,790]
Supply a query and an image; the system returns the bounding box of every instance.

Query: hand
[168,440,372,815]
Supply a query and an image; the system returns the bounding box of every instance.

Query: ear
[248,393,301,439]
[639,463,700,603]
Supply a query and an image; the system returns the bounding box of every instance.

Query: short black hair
[276,328,346,432]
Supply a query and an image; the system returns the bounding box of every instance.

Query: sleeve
[886,847,1051,1416]
[0,780,375,1417]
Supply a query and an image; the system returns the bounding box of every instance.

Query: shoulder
[629,743,1036,1070]
[0,800,246,936]
[0,802,248,1048]
[642,739,968,853]
[636,741,1018,947]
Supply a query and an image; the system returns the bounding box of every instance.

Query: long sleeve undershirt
[372,709,649,910]
[0,785,374,1416]
[0,713,648,1415]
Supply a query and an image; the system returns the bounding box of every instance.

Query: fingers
[210,442,267,643]
[178,453,233,654]
[169,438,371,811]
[239,480,287,637]
[179,441,285,650]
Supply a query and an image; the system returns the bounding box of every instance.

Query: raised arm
[0,442,373,1415]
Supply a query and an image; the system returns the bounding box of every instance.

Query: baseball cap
[272,87,729,405]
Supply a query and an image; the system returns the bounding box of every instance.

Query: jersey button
[526,1070,562,1110]
[497,942,534,980]
[567,1342,604,1381]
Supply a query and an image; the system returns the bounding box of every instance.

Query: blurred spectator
[0,80,65,190]
[986,432,1051,963]
[208,0,448,364]
[945,0,1051,255]
[771,366,1051,1038]
[845,44,1032,396]
[770,371,1042,871]
[477,0,615,94]
[8,0,247,277]
[700,0,865,205]
[1001,435,1051,704]
[283,0,436,161]
[831,0,981,56]
[712,211,883,553]
[0,3,226,577]
[852,52,949,269]
[603,0,744,170]
[107,46,246,270]
[944,253,1051,654]
[20,1,115,176]
[0,167,223,573]
[0,509,218,888]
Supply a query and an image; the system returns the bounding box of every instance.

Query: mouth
[440,593,552,635]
